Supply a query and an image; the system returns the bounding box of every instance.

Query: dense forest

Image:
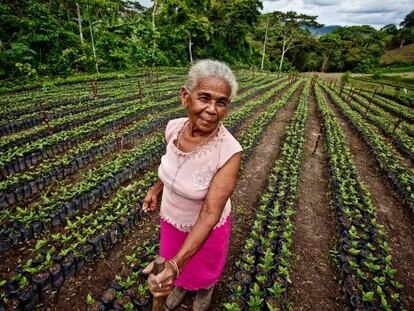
[1,0,414,81]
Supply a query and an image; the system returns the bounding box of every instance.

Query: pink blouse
[158,117,243,232]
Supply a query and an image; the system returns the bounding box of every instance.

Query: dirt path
[288,90,348,310]
[235,82,291,135]
[322,88,414,309]
[208,83,305,309]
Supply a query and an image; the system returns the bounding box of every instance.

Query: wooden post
[346,85,355,103]
[365,86,379,115]
[91,80,98,99]
[312,119,325,155]
[151,257,166,311]
[120,135,124,150]
[392,119,402,134]
[40,102,53,135]
[138,81,143,105]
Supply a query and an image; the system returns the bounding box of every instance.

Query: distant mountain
[305,25,341,36]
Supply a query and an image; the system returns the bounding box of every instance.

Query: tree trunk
[279,49,286,71]
[320,53,329,72]
[189,36,193,64]
[260,16,269,71]
[89,20,99,74]
[400,38,405,48]
[151,0,157,65]
[76,3,84,49]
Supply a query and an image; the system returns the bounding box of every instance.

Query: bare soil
[288,89,348,310]
[322,88,414,309]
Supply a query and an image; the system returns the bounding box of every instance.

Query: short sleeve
[217,135,243,170]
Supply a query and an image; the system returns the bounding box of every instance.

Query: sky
[135,0,413,29]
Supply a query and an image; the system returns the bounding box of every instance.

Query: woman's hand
[142,188,159,213]
[142,179,163,213]
[142,259,177,297]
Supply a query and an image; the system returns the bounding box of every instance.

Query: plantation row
[0,73,298,310]
[0,73,412,311]
[320,84,414,212]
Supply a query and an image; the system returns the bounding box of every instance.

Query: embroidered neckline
[170,118,225,160]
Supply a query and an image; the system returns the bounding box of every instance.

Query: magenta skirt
[159,216,231,290]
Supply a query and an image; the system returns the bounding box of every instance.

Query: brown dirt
[288,89,348,310]
[210,83,304,309]
[40,212,160,311]
[322,88,414,309]
[235,81,291,134]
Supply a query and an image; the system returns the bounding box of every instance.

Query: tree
[400,9,414,28]
[319,33,341,72]
[159,0,212,64]
[270,11,321,71]
[259,12,280,70]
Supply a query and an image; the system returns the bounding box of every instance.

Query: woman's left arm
[173,151,242,272]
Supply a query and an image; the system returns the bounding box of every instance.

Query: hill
[305,25,341,36]
[380,43,414,65]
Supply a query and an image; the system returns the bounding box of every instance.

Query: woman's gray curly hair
[186,59,238,98]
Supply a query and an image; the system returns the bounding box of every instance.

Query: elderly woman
[142,59,243,310]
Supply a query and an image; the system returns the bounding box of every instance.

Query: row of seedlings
[355,88,414,123]
[1,72,263,138]
[222,81,310,311]
[0,95,183,179]
[0,77,282,211]
[327,85,414,161]
[91,225,161,310]
[315,84,404,310]
[0,86,179,152]
[0,78,183,138]
[0,70,261,121]
[0,78,286,309]
[0,170,158,311]
[238,80,302,167]
[320,84,414,212]
[0,72,184,119]
[0,133,165,255]
[342,86,414,138]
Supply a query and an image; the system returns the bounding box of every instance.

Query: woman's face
[180,76,231,134]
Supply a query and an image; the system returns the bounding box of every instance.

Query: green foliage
[0,0,409,80]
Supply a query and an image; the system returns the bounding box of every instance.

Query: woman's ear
[180,86,190,108]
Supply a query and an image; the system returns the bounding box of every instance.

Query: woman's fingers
[142,261,154,275]
[148,273,173,297]
[142,193,158,213]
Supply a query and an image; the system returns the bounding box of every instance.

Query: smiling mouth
[201,118,216,124]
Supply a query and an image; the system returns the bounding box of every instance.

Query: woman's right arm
[142,178,163,213]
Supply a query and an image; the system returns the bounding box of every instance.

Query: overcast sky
[136,0,412,29]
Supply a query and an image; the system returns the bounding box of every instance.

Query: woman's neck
[187,121,218,139]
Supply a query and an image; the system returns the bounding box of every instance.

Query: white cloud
[262,0,412,28]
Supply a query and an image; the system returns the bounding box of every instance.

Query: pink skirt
[159,216,231,290]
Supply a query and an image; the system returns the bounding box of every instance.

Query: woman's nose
[205,102,218,114]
